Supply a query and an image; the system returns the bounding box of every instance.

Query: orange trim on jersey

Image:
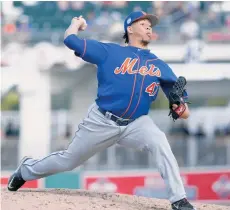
[120,53,140,118]
[128,75,146,119]
[127,58,158,119]
[81,39,87,58]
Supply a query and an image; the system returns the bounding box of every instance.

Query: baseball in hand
[71,16,87,31]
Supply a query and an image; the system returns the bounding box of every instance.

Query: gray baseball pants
[20,103,186,203]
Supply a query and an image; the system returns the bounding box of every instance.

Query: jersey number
[145,82,159,96]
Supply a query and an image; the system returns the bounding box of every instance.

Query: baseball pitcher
[8,11,195,210]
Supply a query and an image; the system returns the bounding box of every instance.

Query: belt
[98,107,134,126]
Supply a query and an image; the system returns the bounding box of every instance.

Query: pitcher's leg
[21,133,117,181]
[151,132,186,203]
[118,116,186,203]
[19,105,120,181]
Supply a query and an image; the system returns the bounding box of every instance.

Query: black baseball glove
[168,76,190,121]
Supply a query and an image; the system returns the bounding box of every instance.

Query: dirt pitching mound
[1,188,229,210]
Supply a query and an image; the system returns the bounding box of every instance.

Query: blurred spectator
[153,1,164,10]
[70,1,84,11]
[180,15,200,41]
[16,15,30,32]
[111,1,127,9]
[133,5,142,12]
[86,11,96,27]
[0,1,228,45]
[184,39,204,63]
[180,15,203,63]
[110,11,122,22]
[185,1,200,17]
[167,1,187,24]
[202,11,221,28]
[57,1,69,11]
[95,11,110,27]
[155,7,171,27]
[102,1,113,6]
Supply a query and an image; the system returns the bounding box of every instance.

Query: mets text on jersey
[114,58,161,77]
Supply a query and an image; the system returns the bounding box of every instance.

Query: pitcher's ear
[127,26,133,34]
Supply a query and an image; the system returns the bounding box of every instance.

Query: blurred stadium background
[1,1,230,205]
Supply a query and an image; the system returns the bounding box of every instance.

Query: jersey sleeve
[64,34,109,65]
[159,61,188,101]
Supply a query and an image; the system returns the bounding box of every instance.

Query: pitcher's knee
[153,131,171,153]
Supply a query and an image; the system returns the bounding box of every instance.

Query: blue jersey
[64,35,188,119]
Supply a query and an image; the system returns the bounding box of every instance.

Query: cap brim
[135,14,159,27]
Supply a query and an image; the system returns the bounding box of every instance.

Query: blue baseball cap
[124,11,158,33]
